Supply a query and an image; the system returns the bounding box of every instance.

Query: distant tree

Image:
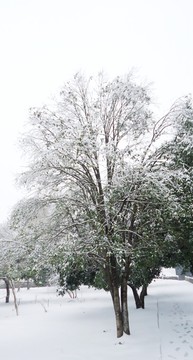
[0,223,20,306]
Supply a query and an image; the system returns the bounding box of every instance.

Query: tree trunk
[128,282,142,309]
[110,285,123,338]
[3,277,10,303]
[27,279,30,290]
[140,284,148,309]
[121,277,130,334]
[9,279,19,316]
[105,255,131,337]
[143,285,148,296]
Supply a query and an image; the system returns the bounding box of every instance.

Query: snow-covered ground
[1,276,193,359]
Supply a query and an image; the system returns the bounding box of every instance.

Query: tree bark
[110,285,123,338]
[9,279,19,316]
[143,285,148,296]
[128,282,142,309]
[121,277,130,334]
[140,284,148,309]
[3,277,10,303]
[27,279,30,290]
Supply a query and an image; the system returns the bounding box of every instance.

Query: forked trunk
[110,281,131,337]
[128,282,142,309]
[105,255,130,337]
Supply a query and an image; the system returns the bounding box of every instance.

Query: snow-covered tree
[157,96,193,273]
[13,73,191,337]
[0,222,19,302]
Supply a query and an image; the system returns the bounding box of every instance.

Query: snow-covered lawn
[1,278,193,360]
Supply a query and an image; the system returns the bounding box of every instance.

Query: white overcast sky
[0,0,193,222]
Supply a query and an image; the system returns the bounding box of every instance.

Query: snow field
[0,279,193,359]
